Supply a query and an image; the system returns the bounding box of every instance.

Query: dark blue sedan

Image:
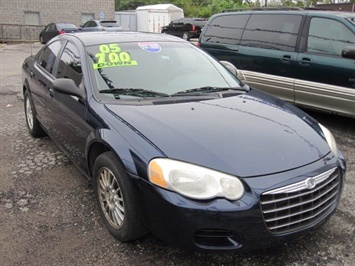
[22,32,346,252]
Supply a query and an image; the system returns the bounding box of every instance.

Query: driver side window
[56,42,83,86]
[307,18,355,56]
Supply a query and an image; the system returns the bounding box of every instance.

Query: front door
[295,16,355,116]
[48,41,90,170]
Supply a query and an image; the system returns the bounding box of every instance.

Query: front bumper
[135,154,346,252]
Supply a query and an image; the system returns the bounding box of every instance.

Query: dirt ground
[0,43,354,266]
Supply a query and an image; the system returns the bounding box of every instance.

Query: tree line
[115,0,355,18]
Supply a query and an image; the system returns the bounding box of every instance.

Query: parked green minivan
[199,10,355,118]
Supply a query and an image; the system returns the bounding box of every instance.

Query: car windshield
[86,41,243,100]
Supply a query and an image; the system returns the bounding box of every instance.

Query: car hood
[105,94,330,177]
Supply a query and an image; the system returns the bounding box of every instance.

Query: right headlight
[148,158,245,201]
[319,123,338,157]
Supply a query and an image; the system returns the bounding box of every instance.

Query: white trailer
[115,10,137,31]
[136,4,184,33]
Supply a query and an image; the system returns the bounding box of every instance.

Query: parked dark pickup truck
[161,18,207,41]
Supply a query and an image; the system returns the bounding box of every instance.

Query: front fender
[85,119,165,181]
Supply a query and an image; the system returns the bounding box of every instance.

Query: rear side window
[202,14,249,45]
[84,21,96,27]
[307,17,355,56]
[37,41,62,74]
[240,14,302,51]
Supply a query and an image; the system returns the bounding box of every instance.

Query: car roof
[65,31,186,46]
[217,9,355,19]
[50,22,75,26]
[89,19,117,22]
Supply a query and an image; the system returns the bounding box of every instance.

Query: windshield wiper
[171,86,247,96]
[99,88,169,99]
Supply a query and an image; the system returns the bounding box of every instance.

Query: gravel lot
[0,42,354,266]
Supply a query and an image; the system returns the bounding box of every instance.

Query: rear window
[57,23,77,29]
[202,14,249,45]
[240,14,302,52]
[100,21,119,27]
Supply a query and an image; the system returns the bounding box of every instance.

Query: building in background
[0,0,115,42]
[315,3,355,12]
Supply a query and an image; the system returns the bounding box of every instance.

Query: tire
[24,90,46,138]
[182,32,190,41]
[93,151,147,242]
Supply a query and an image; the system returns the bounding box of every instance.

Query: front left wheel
[93,151,147,242]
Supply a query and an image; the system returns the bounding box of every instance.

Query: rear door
[199,13,250,73]
[31,40,63,129]
[48,24,59,40]
[237,13,303,103]
[42,23,57,42]
[295,16,355,116]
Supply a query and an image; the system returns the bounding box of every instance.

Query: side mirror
[342,46,355,59]
[220,60,240,75]
[220,60,248,89]
[53,78,85,99]
[220,60,246,82]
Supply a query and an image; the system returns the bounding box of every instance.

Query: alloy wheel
[25,97,34,130]
[98,167,125,229]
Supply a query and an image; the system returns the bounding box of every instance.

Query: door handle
[281,55,292,63]
[29,71,34,78]
[299,57,312,65]
[48,88,55,98]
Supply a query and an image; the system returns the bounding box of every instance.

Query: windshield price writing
[93,44,138,69]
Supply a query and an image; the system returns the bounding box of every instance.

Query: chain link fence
[0,24,44,43]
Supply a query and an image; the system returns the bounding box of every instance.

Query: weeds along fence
[0,24,44,42]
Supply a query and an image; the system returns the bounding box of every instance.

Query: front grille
[260,167,340,234]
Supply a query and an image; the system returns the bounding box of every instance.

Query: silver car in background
[80,20,122,32]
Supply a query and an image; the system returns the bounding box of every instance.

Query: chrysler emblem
[305,178,316,190]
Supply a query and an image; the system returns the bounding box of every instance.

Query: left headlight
[319,124,338,157]
[148,158,244,200]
